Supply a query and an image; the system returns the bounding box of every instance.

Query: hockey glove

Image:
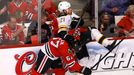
[106,40,117,51]
[81,67,92,75]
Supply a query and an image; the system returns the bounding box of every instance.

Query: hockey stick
[74,9,85,30]
[74,1,89,30]
[90,29,134,70]
[90,39,123,69]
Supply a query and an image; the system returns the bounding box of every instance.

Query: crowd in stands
[0,0,134,46]
[117,5,134,37]
[99,0,134,37]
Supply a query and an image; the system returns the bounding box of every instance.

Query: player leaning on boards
[31,1,117,75]
[30,37,92,75]
[56,1,116,59]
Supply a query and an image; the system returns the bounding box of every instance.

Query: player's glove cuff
[81,67,92,75]
[106,40,117,51]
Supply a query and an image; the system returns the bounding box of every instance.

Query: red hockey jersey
[47,14,59,36]
[2,24,25,44]
[26,3,37,21]
[41,37,82,72]
[8,1,28,22]
[42,0,57,14]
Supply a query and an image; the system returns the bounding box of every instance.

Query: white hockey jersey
[57,12,80,33]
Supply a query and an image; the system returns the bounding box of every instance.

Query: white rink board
[66,70,134,75]
[0,38,134,75]
[66,38,134,75]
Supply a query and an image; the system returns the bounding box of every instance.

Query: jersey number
[50,38,60,48]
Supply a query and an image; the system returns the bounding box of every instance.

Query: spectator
[0,1,7,15]
[25,11,51,44]
[83,0,95,21]
[0,0,8,24]
[26,0,37,11]
[101,0,130,23]
[98,12,118,37]
[117,5,134,37]
[8,0,28,23]
[25,0,38,21]
[0,6,6,15]
[2,15,25,45]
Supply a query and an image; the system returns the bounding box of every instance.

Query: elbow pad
[91,28,111,47]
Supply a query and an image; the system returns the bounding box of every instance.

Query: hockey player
[31,37,92,75]
[44,1,116,74]
[42,0,57,15]
[31,1,115,75]
[56,1,83,45]
[57,1,116,59]
[57,1,84,30]
[42,0,60,36]
[57,1,87,46]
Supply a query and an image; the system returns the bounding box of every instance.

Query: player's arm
[12,26,25,38]
[0,6,7,15]
[58,40,92,75]
[90,27,116,50]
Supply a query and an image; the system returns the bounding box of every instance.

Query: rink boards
[0,38,134,75]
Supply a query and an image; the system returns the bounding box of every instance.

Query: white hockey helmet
[58,1,71,12]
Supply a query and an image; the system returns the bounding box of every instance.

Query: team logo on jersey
[15,51,37,75]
